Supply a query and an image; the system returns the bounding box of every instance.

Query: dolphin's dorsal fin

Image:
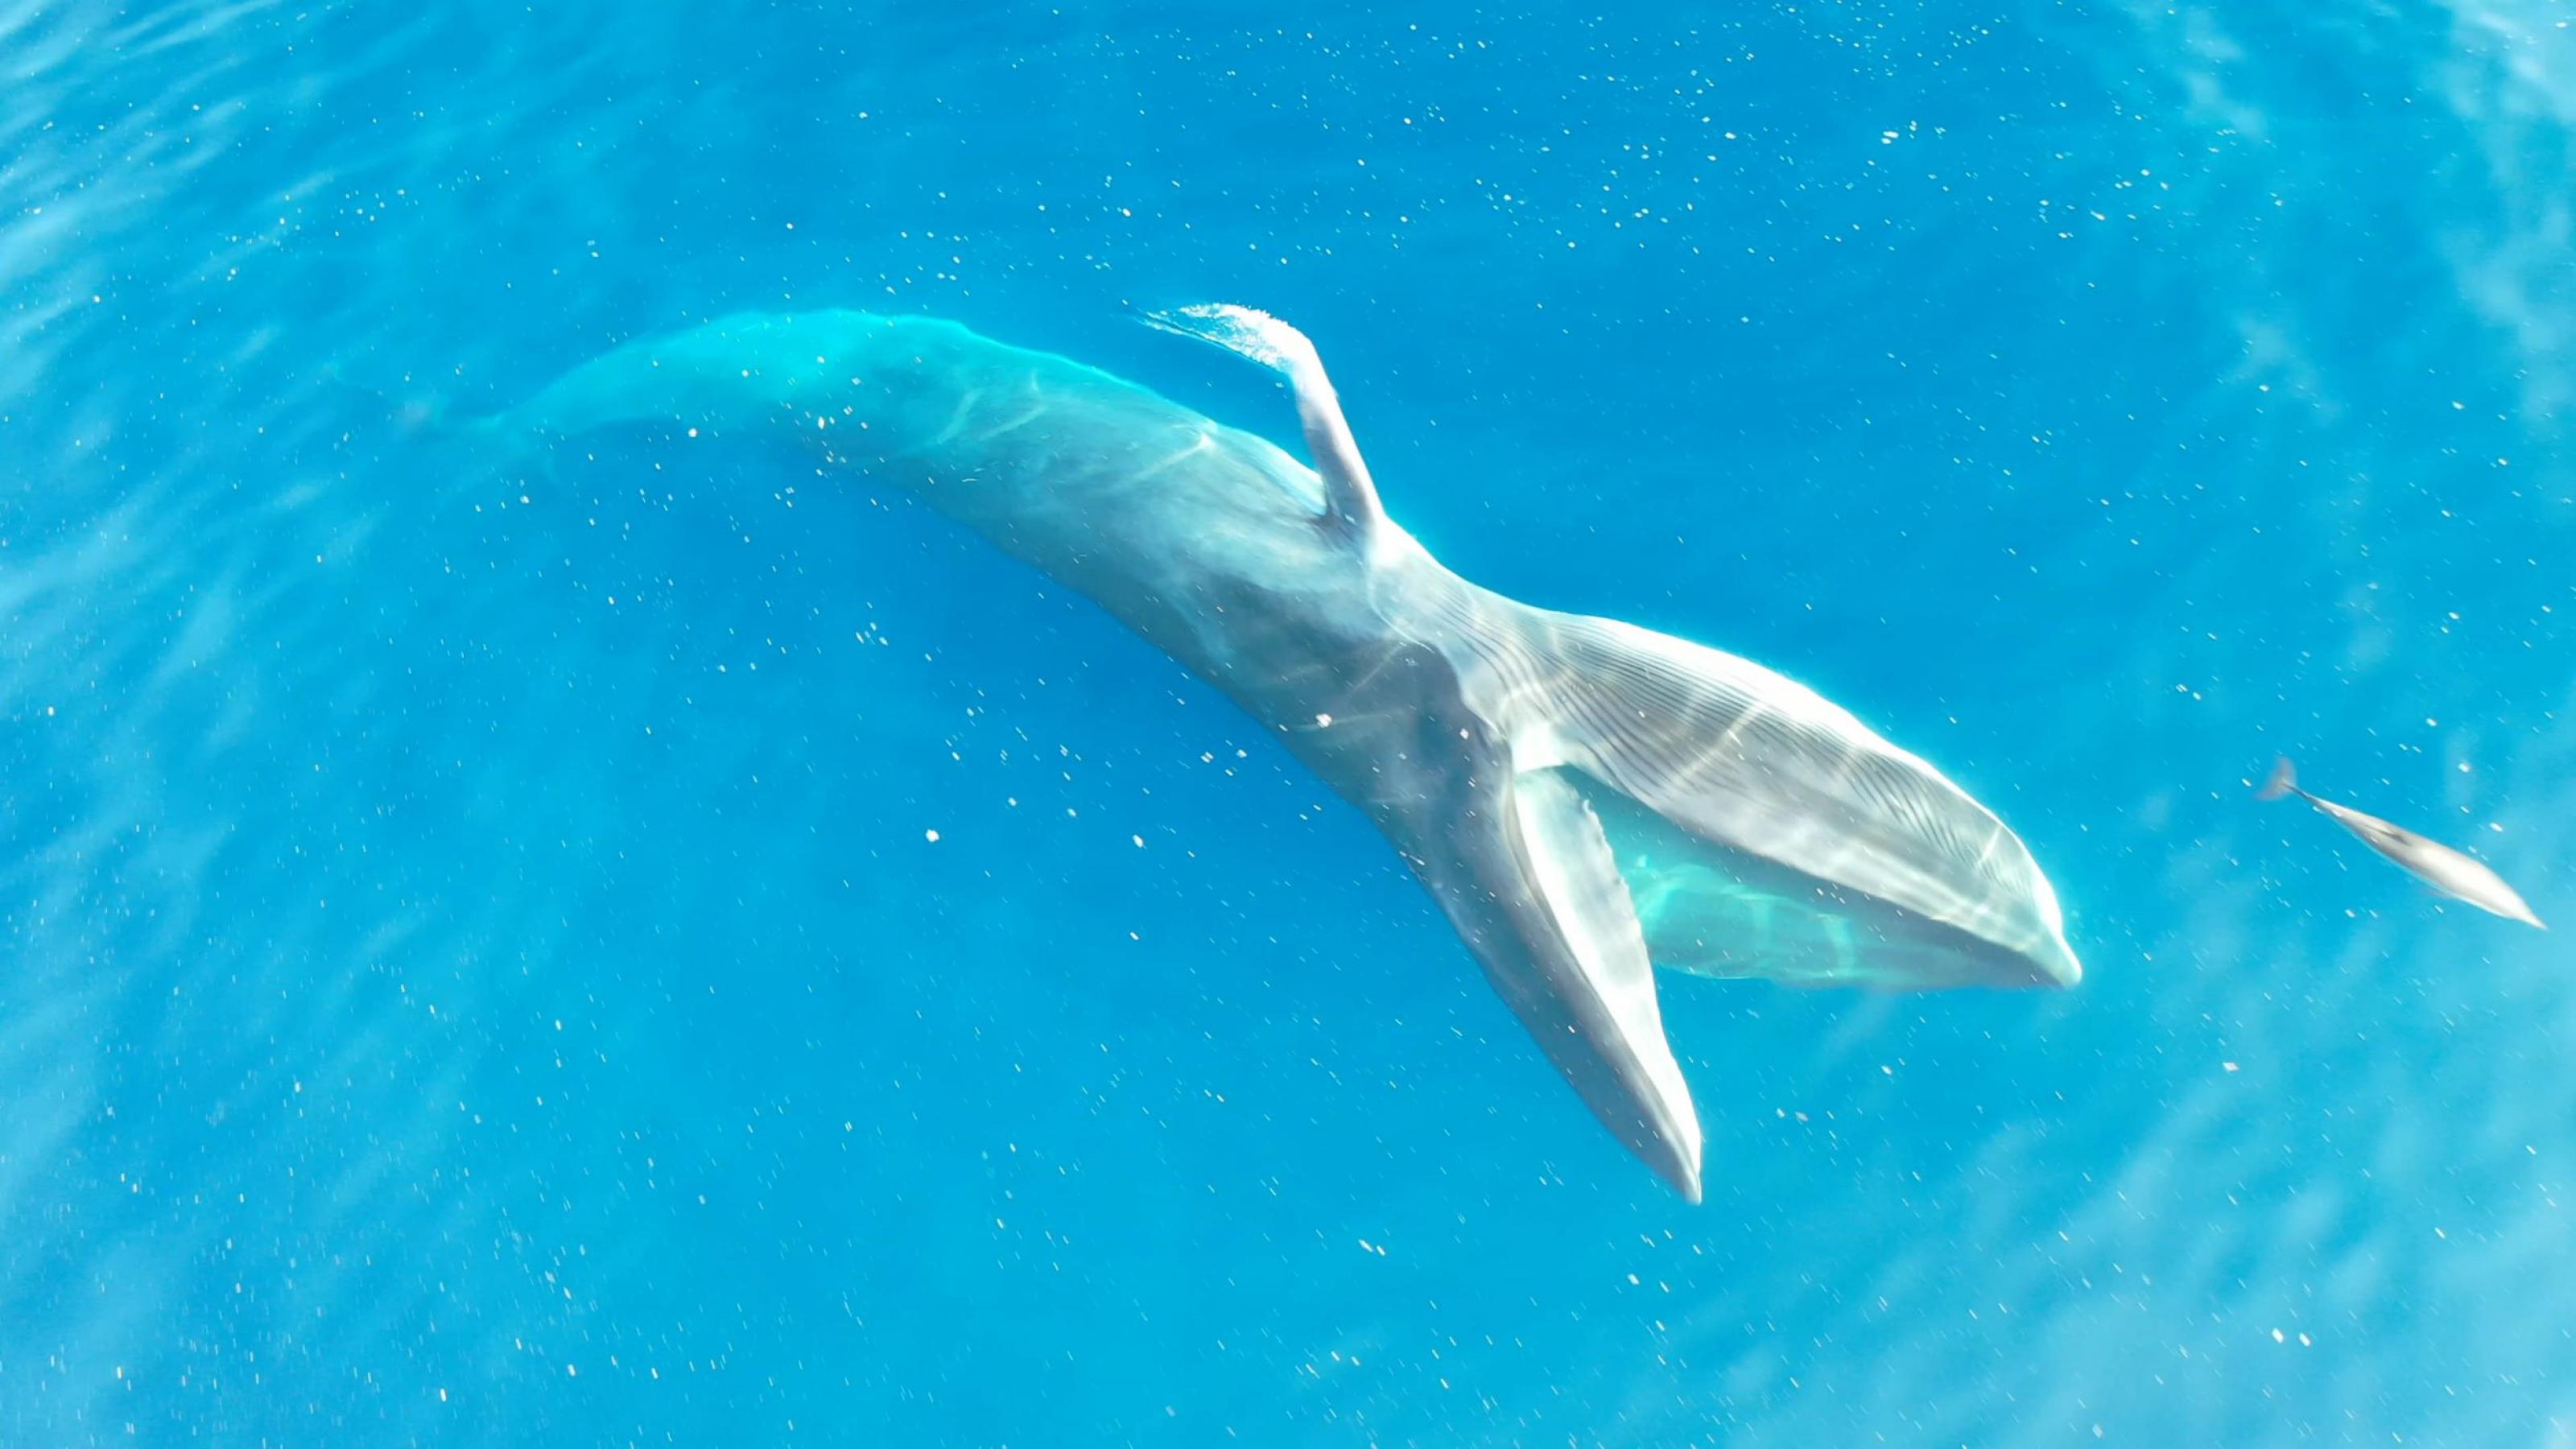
[1143,303,1383,533]
[1496,768,1703,1202]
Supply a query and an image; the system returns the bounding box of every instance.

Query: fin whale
[497,305,2082,1201]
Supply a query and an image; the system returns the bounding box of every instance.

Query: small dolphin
[2257,758,2544,929]
[495,304,2082,1199]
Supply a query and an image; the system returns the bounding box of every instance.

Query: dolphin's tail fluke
[2256,757,2298,802]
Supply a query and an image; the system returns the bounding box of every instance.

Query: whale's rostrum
[496,306,2082,1200]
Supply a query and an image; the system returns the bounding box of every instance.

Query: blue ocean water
[5,0,2574,1442]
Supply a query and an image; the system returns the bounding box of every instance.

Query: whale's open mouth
[1575,769,2083,992]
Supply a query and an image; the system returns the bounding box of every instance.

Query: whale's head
[1456,599,2083,997]
[1370,575,2081,1203]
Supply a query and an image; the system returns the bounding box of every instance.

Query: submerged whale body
[501,305,2081,1200]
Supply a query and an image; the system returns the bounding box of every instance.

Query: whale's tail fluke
[322,358,543,497]
[318,357,501,440]
[2256,757,2299,802]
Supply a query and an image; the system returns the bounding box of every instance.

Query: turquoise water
[6,1,2573,1443]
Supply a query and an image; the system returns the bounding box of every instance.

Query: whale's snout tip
[2025,935,2083,989]
[1650,1147,1704,1206]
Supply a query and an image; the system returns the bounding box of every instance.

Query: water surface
[4,1,2574,1442]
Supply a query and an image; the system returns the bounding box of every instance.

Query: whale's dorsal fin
[1143,303,1383,533]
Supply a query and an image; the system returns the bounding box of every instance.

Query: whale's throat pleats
[1440,597,2083,993]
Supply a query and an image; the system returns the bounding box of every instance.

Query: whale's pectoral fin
[1450,766,1703,1202]
[1141,303,1383,532]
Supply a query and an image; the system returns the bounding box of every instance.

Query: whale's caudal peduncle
[498,304,2083,1200]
